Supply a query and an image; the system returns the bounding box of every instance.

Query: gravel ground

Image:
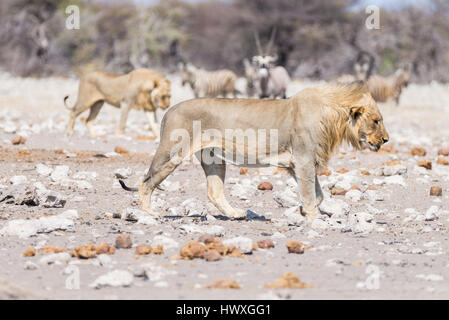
[0,72,449,299]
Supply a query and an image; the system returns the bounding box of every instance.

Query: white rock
[60,209,78,219]
[121,208,146,222]
[273,188,298,208]
[347,212,374,234]
[137,215,158,226]
[415,274,444,282]
[345,189,363,202]
[271,232,286,239]
[165,181,181,192]
[365,190,385,201]
[205,225,225,237]
[307,230,321,239]
[382,165,407,176]
[311,218,329,231]
[97,254,113,267]
[385,175,406,186]
[425,206,439,221]
[152,235,179,250]
[10,175,27,185]
[72,171,98,180]
[230,183,257,200]
[39,252,71,265]
[373,178,385,186]
[50,165,70,182]
[24,261,38,270]
[0,215,75,238]
[179,224,203,234]
[223,236,253,254]
[319,199,349,218]
[114,168,133,179]
[121,208,157,225]
[35,164,53,176]
[90,270,134,289]
[283,206,306,226]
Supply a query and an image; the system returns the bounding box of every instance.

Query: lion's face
[151,80,171,110]
[350,93,389,151]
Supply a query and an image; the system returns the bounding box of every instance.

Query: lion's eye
[373,120,379,125]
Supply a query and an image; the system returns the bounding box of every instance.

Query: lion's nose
[382,137,389,144]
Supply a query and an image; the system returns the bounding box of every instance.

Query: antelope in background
[367,64,412,105]
[335,51,375,83]
[179,62,239,98]
[248,28,290,99]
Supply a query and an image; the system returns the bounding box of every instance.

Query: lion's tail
[64,95,75,110]
[119,179,165,192]
[119,180,138,192]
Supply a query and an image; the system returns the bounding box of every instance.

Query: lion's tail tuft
[64,95,74,110]
[119,180,138,192]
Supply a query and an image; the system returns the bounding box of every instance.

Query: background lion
[64,68,171,137]
[120,82,389,222]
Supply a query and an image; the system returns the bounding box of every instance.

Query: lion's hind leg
[138,149,183,216]
[85,101,104,137]
[315,173,324,206]
[197,148,246,220]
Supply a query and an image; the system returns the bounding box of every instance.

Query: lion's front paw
[227,209,247,220]
[114,130,125,138]
[140,203,160,217]
[300,206,320,222]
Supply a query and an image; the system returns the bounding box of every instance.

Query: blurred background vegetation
[0,0,448,82]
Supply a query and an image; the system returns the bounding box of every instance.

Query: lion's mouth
[368,142,380,152]
[360,137,381,152]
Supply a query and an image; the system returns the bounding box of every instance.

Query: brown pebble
[264,272,311,289]
[418,160,432,170]
[337,168,349,174]
[239,167,248,175]
[135,244,153,255]
[12,136,26,145]
[257,181,273,190]
[430,186,442,197]
[331,187,347,196]
[23,247,36,257]
[71,243,97,259]
[257,239,275,249]
[96,243,115,255]
[317,168,331,176]
[206,279,241,289]
[361,170,371,175]
[225,245,243,258]
[180,241,206,260]
[438,147,449,156]
[411,147,426,156]
[436,157,449,166]
[152,245,164,255]
[286,241,305,254]
[114,146,129,154]
[198,234,215,244]
[115,234,133,249]
[39,246,67,254]
[383,160,401,166]
[204,249,222,262]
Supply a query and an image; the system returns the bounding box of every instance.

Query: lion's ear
[349,106,365,120]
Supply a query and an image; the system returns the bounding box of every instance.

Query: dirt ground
[0,72,449,300]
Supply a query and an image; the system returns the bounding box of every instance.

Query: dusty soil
[0,73,449,299]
